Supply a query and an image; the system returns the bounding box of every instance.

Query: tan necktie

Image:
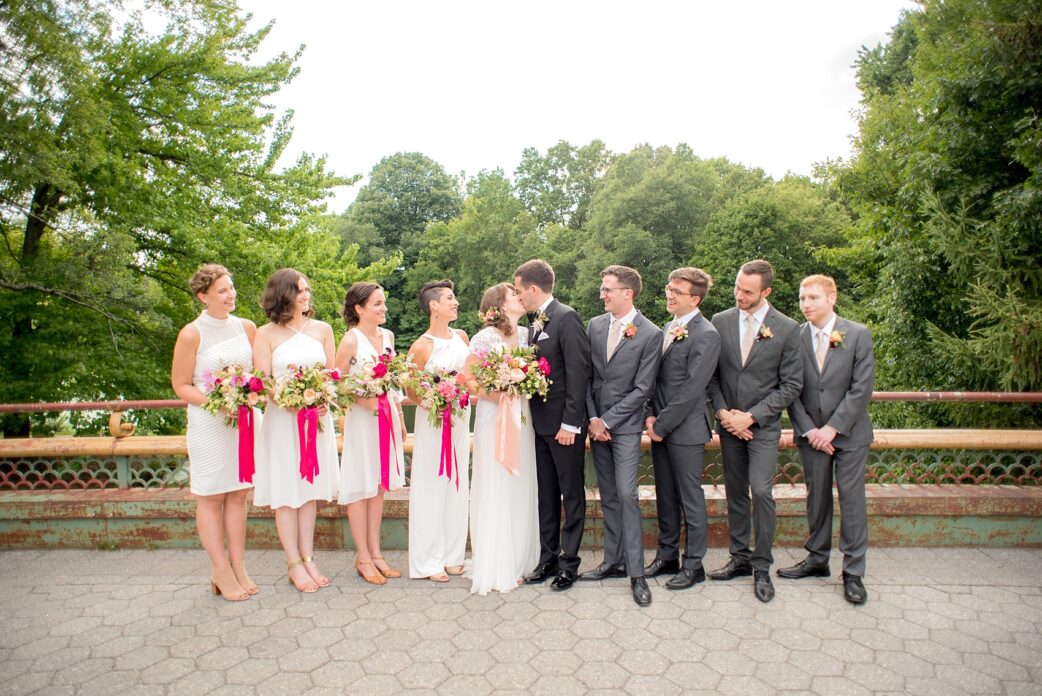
[662,320,675,353]
[607,319,623,359]
[816,330,829,371]
[740,314,757,366]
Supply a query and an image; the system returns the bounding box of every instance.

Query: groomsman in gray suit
[780,274,874,605]
[707,259,802,603]
[644,268,720,591]
[580,265,662,606]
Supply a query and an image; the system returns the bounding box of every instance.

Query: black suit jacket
[529,299,592,437]
[650,312,721,445]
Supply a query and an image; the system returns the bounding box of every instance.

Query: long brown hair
[479,283,515,337]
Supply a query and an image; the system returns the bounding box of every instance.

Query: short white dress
[253,327,339,509]
[408,331,472,578]
[186,311,256,497]
[338,327,406,504]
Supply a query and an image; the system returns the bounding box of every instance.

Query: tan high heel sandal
[287,558,319,593]
[300,555,330,587]
[231,562,259,595]
[355,559,387,586]
[371,556,402,579]
[210,569,249,601]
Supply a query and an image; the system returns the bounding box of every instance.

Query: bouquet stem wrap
[296,407,320,483]
[495,393,521,475]
[439,407,459,490]
[237,405,255,484]
[377,393,399,491]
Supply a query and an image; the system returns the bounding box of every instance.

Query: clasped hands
[804,425,837,455]
[588,417,611,442]
[716,409,755,441]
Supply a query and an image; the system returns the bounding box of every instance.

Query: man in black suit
[514,259,592,592]
[644,267,721,591]
[707,259,802,603]
[780,274,874,605]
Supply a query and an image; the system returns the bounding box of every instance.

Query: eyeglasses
[664,285,695,297]
[599,286,624,295]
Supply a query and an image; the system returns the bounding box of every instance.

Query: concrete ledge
[1,483,1040,549]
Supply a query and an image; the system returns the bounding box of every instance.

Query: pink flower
[372,363,388,378]
[459,393,470,408]
[328,368,341,381]
[248,377,265,393]
[438,381,457,398]
[537,357,551,376]
[247,392,260,406]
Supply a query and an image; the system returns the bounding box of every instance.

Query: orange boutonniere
[756,325,773,342]
[829,330,846,349]
[670,325,689,343]
[623,322,637,339]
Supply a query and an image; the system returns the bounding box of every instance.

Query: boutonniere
[669,325,689,343]
[756,325,773,342]
[531,310,549,333]
[623,322,638,339]
[828,330,846,350]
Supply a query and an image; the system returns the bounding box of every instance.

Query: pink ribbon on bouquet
[237,405,255,484]
[494,393,522,476]
[296,406,319,483]
[439,407,459,490]
[377,393,400,491]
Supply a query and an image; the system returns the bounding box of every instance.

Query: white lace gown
[186,312,256,496]
[409,332,472,578]
[468,327,540,595]
[253,330,339,509]
[338,327,406,504]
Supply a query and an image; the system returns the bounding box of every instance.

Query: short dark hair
[342,281,382,327]
[739,259,774,290]
[479,283,515,337]
[513,259,555,293]
[189,264,229,297]
[668,267,713,300]
[601,265,642,298]
[261,268,312,324]
[418,280,454,316]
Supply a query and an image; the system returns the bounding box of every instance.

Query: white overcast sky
[237,0,916,214]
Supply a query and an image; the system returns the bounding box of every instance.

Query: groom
[514,259,592,592]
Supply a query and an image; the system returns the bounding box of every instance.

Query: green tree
[835,0,1042,425]
[0,0,381,434]
[514,140,614,229]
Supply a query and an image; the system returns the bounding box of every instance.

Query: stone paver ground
[1,547,1040,695]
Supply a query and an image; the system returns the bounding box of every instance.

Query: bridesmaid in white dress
[406,280,471,581]
[171,264,257,601]
[335,282,407,585]
[253,269,339,593]
[464,283,540,595]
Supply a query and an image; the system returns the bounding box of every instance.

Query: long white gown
[186,311,256,496]
[468,326,540,595]
[253,327,339,509]
[338,327,406,504]
[408,331,472,578]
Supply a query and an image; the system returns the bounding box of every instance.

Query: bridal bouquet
[338,348,412,404]
[273,363,342,483]
[201,364,270,426]
[408,367,471,428]
[201,364,272,484]
[469,345,551,400]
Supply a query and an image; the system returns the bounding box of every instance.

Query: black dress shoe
[753,570,775,603]
[550,570,577,592]
[707,558,753,581]
[665,567,706,590]
[842,572,867,605]
[631,577,652,606]
[642,558,680,578]
[523,564,558,584]
[777,559,831,579]
[579,562,627,581]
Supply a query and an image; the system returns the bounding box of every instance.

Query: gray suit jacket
[708,304,803,435]
[788,316,875,448]
[649,312,721,445]
[586,311,662,435]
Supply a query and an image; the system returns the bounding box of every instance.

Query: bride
[464,282,540,594]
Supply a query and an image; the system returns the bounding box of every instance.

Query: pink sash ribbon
[237,405,255,484]
[494,393,521,475]
[377,393,400,491]
[297,407,319,483]
[438,407,459,490]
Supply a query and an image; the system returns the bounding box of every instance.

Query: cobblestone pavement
[1,547,1040,695]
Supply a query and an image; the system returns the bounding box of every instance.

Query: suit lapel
[744,306,773,367]
[802,323,818,375]
[592,314,609,369]
[607,312,641,363]
[532,299,559,345]
[821,316,845,375]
